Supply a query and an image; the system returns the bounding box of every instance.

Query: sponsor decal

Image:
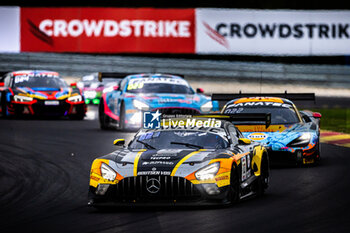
[137,171,171,176]
[241,156,247,181]
[248,132,267,141]
[226,102,291,109]
[215,175,229,181]
[90,175,100,181]
[236,124,288,132]
[142,161,175,165]
[150,156,172,160]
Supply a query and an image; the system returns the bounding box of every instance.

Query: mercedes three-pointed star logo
[146,178,161,194]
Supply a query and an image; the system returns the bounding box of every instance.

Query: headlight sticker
[248,132,267,141]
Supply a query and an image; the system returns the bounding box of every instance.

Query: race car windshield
[224,106,300,124]
[13,75,68,88]
[129,130,229,150]
[127,83,194,94]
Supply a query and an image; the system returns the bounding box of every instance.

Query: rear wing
[212,91,315,102]
[97,72,185,82]
[0,71,10,81]
[0,71,11,83]
[97,72,134,82]
[194,113,271,128]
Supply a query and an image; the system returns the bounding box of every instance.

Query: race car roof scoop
[98,72,135,82]
[211,91,315,102]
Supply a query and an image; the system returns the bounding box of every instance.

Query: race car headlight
[200,101,213,112]
[14,95,33,102]
[68,95,82,102]
[133,99,149,110]
[101,163,117,181]
[287,133,311,147]
[195,162,220,181]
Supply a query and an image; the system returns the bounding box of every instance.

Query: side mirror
[113,85,120,91]
[196,88,204,93]
[312,112,322,118]
[70,82,77,88]
[238,138,251,145]
[113,139,125,146]
[0,82,4,87]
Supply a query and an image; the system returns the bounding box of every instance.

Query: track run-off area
[1,106,350,233]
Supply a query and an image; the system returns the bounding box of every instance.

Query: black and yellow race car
[88,116,269,207]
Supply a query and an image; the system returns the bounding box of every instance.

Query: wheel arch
[251,145,269,177]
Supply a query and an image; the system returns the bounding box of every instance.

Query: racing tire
[99,101,110,130]
[315,142,321,163]
[1,96,10,119]
[118,103,125,131]
[256,154,269,196]
[227,164,240,204]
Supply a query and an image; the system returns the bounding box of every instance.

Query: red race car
[0,70,86,119]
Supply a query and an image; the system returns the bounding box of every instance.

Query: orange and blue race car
[88,117,269,207]
[212,93,321,165]
[0,70,86,119]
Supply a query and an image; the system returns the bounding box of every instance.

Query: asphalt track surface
[1,107,350,233]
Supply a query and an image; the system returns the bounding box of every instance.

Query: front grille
[154,108,200,115]
[32,100,69,116]
[114,176,201,201]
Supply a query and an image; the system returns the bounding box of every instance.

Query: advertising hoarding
[196,9,350,55]
[21,8,195,53]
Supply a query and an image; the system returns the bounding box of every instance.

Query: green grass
[310,108,350,134]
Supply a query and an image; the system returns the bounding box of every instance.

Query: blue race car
[99,73,219,130]
[212,93,321,165]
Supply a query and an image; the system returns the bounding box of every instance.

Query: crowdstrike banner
[3,7,350,55]
[20,8,195,53]
[196,9,350,55]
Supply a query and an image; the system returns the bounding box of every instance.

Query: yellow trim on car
[171,149,206,176]
[133,149,147,176]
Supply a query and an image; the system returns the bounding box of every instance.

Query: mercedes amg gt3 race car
[213,93,321,165]
[88,117,269,207]
[99,73,219,130]
[0,70,86,119]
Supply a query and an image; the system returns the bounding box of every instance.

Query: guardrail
[1,52,350,87]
